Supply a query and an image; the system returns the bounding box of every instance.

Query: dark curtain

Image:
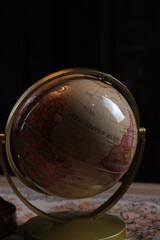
[0,1,160,183]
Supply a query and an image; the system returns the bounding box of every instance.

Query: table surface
[0,176,160,240]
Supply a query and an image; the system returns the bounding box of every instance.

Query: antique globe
[0,68,146,240]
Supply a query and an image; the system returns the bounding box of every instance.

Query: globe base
[24,213,125,240]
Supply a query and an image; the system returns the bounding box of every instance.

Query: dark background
[0,1,159,183]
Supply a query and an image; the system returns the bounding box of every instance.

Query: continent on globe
[101,111,135,172]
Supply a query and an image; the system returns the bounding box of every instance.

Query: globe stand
[0,69,146,240]
[24,214,125,240]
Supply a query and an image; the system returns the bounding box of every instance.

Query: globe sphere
[11,71,138,199]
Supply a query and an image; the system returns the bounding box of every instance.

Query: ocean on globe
[11,73,138,199]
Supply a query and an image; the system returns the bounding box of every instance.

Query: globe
[0,68,146,240]
[10,69,138,199]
